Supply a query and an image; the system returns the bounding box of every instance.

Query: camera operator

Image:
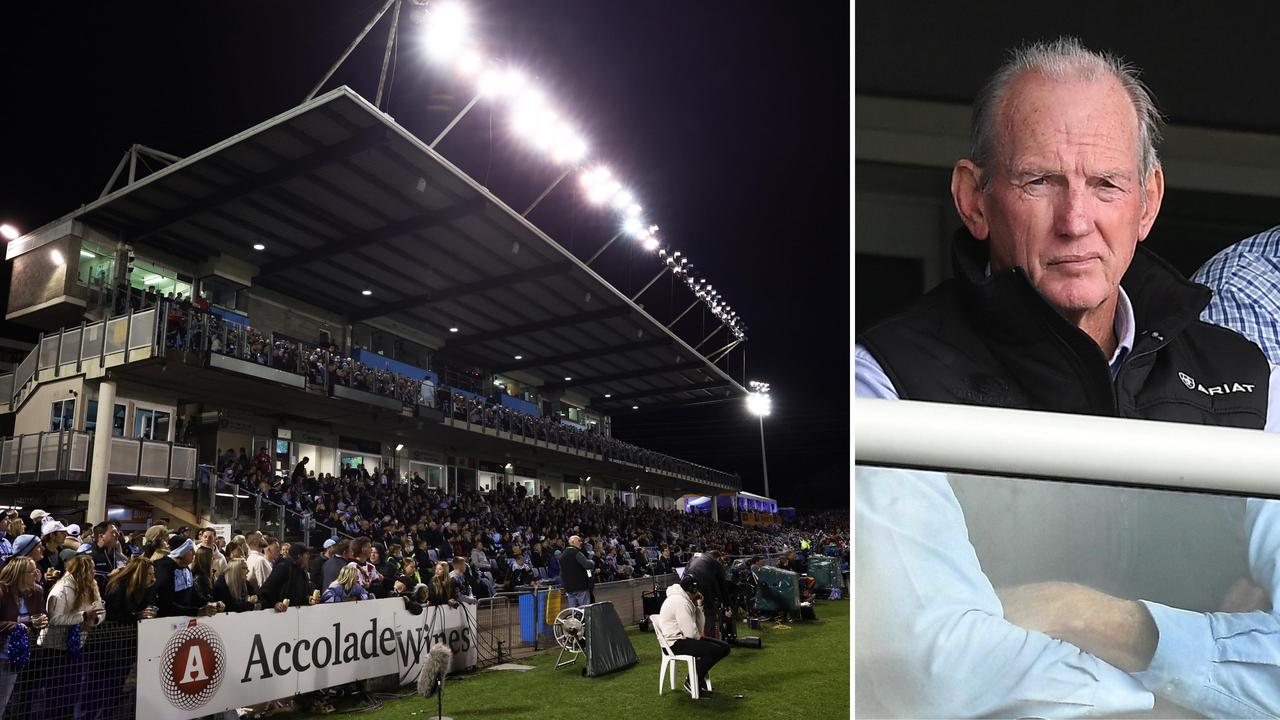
[685,550,732,638]
[657,574,730,697]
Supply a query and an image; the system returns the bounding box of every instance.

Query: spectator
[39,553,105,720]
[322,565,368,603]
[449,556,476,603]
[155,540,219,618]
[246,533,277,590]
[311,537,339,591]
[559,535,594,608]
[192,546,217,600]
[197,527,227,581]
[142,524,170,561]
[37,520,69,587]
[0,551,48,714]
[686,550,732,639]
[258,543,316,613]
[425,561,457,607]
[322,540,351,588]
[213,559,259,613]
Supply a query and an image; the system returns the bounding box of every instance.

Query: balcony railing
[0,430,195,485]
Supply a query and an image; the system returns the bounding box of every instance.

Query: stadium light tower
[747,381,772,499]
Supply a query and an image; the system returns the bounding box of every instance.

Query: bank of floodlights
[422,0,745,340]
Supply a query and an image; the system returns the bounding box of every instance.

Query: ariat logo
[1179,372,1256,396]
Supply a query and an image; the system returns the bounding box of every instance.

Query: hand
[139,607,157,620]
[199,604,219,617]
[308,595,319,605]
[31,614,49,630]
[1220,577,1271,613]
[997,581,1157,673]
[274,602,288,613]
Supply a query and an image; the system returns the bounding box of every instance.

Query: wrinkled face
[961,73,1162,320]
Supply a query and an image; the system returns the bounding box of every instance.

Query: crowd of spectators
[159,300,733,484]
[0,472,848,715]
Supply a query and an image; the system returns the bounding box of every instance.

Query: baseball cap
[65,523,81,537]
[323,538,338,549]
[29,509,48,524]
[10,534,40,558]
[40,520,67,537]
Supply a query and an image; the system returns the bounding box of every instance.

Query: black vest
[559,546,590,593]
[860,231,1270,426]
[859,232,1270,612]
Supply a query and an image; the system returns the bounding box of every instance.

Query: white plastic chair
[650,615,708,699]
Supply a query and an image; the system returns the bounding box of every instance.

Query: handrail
[855,398,1280,496]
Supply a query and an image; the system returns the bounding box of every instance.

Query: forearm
[997,581,1157,672]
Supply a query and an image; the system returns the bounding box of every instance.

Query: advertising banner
[136,598,476,719]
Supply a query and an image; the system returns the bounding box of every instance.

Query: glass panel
[105,317,127,354]
[853,464,1280,719]
[76,243,114,286]
[134,409,153,440]
[81,321,104,360]
[113,403,126,437]
[38,336,58,369]
[59,329,81,364]
[128,309,155,348]
[153,411,171,442]
[50,399,75,431]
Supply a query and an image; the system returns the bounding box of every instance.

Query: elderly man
[856,37,1280,718]
[559,535,595,608]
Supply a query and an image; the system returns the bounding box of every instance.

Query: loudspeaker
[732,636,763,649]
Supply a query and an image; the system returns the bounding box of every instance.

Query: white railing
[855,397,1280,496]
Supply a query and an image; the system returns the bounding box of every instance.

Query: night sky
[0,2,851,508]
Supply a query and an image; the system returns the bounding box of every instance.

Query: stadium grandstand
[0,4,849,719]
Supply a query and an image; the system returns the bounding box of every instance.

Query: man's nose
[1055,185,1093,238]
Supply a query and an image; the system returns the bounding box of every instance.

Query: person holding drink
[0,545,49,715]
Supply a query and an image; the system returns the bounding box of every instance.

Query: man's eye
[1026,177,1048,186]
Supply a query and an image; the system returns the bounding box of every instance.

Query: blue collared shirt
[856,286,1280,718]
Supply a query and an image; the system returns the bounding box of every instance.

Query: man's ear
[1136,165,1164,243]
[952,159,990,240]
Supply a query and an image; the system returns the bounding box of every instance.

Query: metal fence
[3,618,139,720]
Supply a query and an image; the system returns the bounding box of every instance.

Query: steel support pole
[430,93,481,149]
[758,415,770,499]
[100,150,131,199]
[374,0,402,109]
[128,145,137,185]
[586,231,624,267]
[630,267,669,303]
[694,324,725,351]
[305,0,398,102]
[87,379,116,525]
[666,299,700,329]
[522,166,573,218]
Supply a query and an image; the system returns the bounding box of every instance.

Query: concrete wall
[14,376,84,436]
[244,288,345,347]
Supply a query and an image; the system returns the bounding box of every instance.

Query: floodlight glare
[252,243,266,251]
[425,3,471,62]
[0,224,18,241]
[642,236,660,252]
[747,392,772,417]
[625,202,642,217]
[456,48,485,77]
[623,217,645,237]
[611,190,635,211]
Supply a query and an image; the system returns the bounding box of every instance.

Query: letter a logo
[181,645,209,685]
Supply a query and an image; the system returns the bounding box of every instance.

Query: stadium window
[134,407,171,441]
[76,240,114,287]
[50,398,76,431]
[85,401,127,436]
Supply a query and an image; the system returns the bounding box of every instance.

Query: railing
[203,474,352,548]
[854,398,1280,719]
[0,430,196,486]
[0,430,91,485]
[0,305,160,409]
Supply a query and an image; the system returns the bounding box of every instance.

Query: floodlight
[611,190,635,211]
[0,224,18,241]
[425,3,471,61]
[746,392,772,417]
[456,48,485,77]
[252,243,266,251]
[642,236,659,252]
[623,217,645,237]
[625,202,642,217]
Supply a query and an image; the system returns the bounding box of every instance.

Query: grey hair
[970,37,1164,191]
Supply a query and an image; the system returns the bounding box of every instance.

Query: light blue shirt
[856,286,1280,718]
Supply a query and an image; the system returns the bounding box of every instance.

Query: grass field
[286,599,850,720]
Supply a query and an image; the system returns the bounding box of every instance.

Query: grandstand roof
[63,87,748,412]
